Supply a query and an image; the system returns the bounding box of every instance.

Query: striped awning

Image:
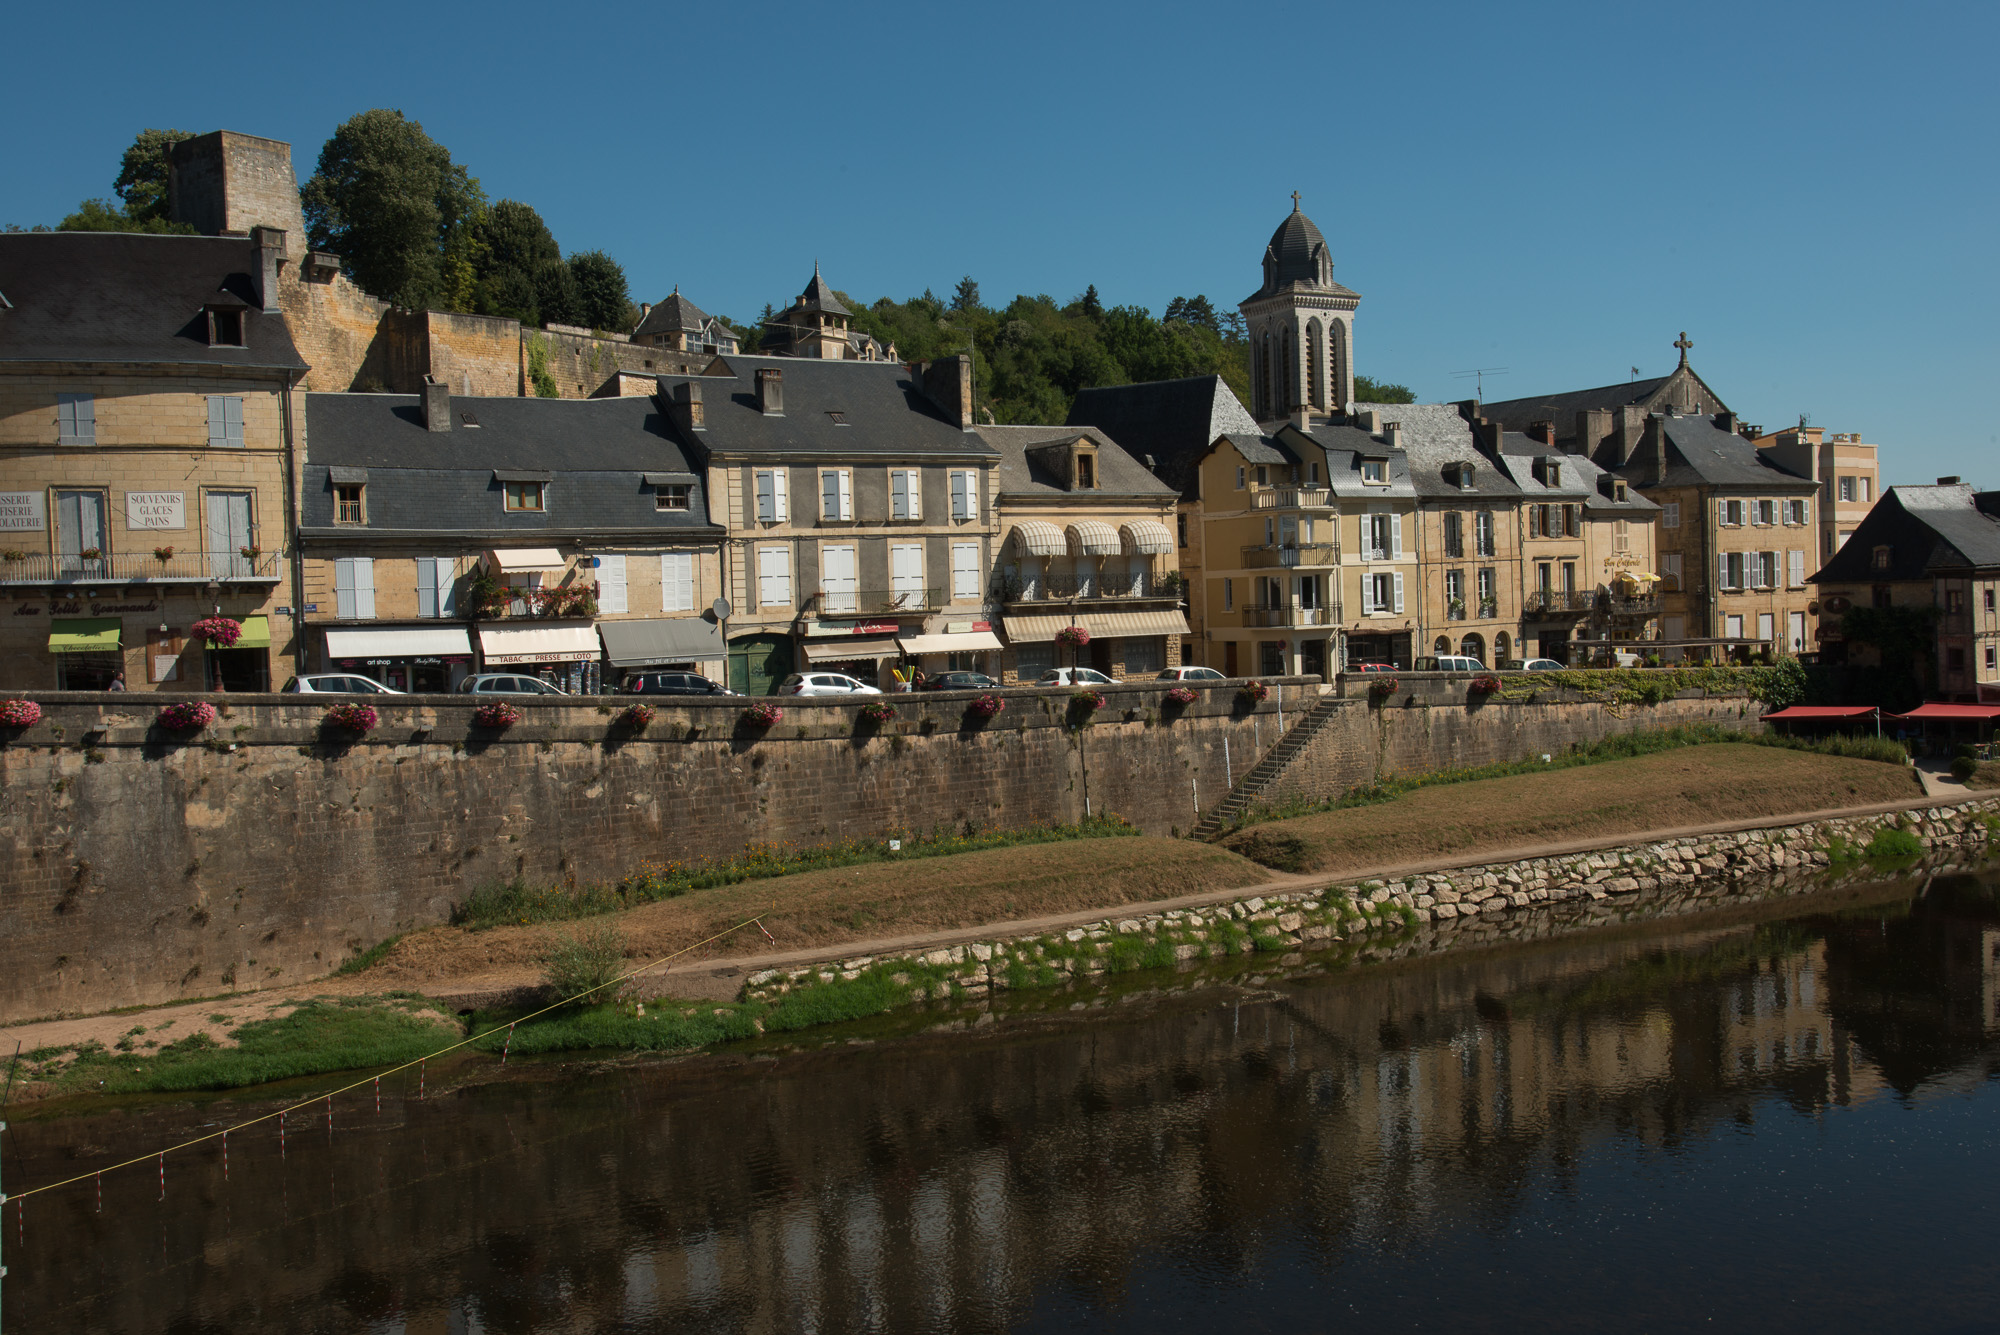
[1066,520,1121,557]
[1008,521,1065,558]
[1119,519,1174,555]
[1003,609,1191,643]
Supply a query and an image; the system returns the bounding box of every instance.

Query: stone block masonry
[0,680,1765,1022]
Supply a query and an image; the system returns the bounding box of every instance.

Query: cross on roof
[1292,190,1301,211]
[1674,331,1693,365]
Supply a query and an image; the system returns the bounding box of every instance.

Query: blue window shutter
[417,558,439,618]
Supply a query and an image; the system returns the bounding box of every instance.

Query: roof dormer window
[207,306,245,347]
[1361,458,1387,485]
[1614,480,1629,503]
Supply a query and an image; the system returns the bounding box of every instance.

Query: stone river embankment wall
[0,680,1762,1021]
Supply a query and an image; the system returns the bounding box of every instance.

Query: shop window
[504,481,545,512]
[1124,637,1164,674]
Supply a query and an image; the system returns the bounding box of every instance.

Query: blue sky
[5,0,1994,484]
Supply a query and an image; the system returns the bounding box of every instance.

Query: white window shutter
[840,471,853,520]
[224,396,244,445]
[598,554,627,613]
[1392,571,1405,613]
[772,468,788,522]
[755,471,774,522]
[354,557,376,619]
[1390,512,1403,558]
[208,397,226,447]
[1789,549,1805,586]
[335,558,355,618]
[1718,552,1729,589]
[661,552,694,613]
[906,470,921,520]
[439,559,458,617]
[416,557,438,618]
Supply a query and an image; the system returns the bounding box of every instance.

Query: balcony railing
[1248,485,1334,510]
[812,586,943,616]
[1240,542,1342,569]
[1525,590,1597,616]
[998,572,1182,606]
[1609,594,1662,616]
[1243,601,1342,628]
[0,551,282,584]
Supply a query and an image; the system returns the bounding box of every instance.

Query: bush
[1952,755,1978,781]
[538,921,629,1003]
[1864,826,1924,860]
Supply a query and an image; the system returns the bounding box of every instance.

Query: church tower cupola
[1240,193,1361,422]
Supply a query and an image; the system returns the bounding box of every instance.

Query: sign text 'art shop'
[10,600,160,617]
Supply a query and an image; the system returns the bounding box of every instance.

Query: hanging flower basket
[152,546,175,562]
[1238,680,1270,703]
[238,545,262,560]
[0,699,43,728]
[1069,689,1107,718]
[1164,685,1198,707]
[158,700,218,733]
[472,701,522,728]
[1054,625,1092,650]
[1368,676,1400,698]
[859,699,898,723]
[619,703,656,731]
[742,701,783,728]
[191,616,243,648]
[322,702,378,734]
[968,693,1005,719]
[78,547,103,562]
[1469,674,1502,695]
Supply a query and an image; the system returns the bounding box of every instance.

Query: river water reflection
[9,869,2000,1333]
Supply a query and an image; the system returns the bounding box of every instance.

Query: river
[5,867,1998,1333]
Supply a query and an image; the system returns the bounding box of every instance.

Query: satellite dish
[712,597,733,620]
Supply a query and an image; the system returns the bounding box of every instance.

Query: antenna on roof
[1451,367,1509,399]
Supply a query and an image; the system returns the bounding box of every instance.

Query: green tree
[301,109,484,309]
[56,198,193,235]
[567,250,633,332]
[951,275,982,313]
[1354,374,1416,403]
[113,129,196,225]
[1163,294,1220,333]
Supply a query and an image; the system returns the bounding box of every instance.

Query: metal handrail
[1248,486,1334,510]
[1240,542,1342,569]
[0,550,281,582]
[812,585,942,615]
[1242,602,1342,628]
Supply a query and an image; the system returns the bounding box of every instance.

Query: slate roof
[1066,375,1260,498]
[657,355,995,461]
[300,392,720,538]
[977,425,1178,501]
[1290,421,1418,499]
[1620,414,1816,491]
[1480,377,1669,431]
[1245,202,1359,303]
[1498,434,1659,515]
[1814,485,2000,583]
[1347,402,1520,500]
[0,232,306,370]
[632,289,709,339]
[794,265,849,317]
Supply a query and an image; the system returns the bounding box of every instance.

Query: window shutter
[662,552,694,613]
[1789,550,1805,586]
[822,471,840,520]
[1392,571,1405,613]
[598,554,627,613]
[208,396,226,447]
[952,542,979,598]
[906,470,922,520]
[1390,512,1403,558]
[839,471,853,520]
[1717,552,1729,589]
[772,468,788,522]
[891,470,908,519]
[224,397,244,446]
[439,558,459,617]
[416,557,438,618]
[755,471,774,522]
[334,558,355,618]
[354,557,375,619]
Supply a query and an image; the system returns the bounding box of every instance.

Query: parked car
[1347,661,1399,674]
[281,674,404,694]
[624,671,736,696]
[1520,657,1566,672]
[775,672,882,697]
[1413,655,1487,673]
[1156,667,1228,682]
[1037,667,1116,687]
[918,671,997,692]
[455,674,568,696]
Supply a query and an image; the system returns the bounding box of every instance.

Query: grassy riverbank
[1220,742,1923,876]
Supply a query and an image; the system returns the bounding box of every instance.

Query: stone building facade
[1240,195,1356,420]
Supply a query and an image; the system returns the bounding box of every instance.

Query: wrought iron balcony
[811,586,943,616]
[1524,589,1597,616]
[0,550,282,584]
[996,572,1183,607]
[1609,594,1662,616]
[1240,542,1342,569]
[1248,485,1335,510]
[1242,601,1342,628]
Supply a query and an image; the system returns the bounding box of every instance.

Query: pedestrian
[106,669,126,692]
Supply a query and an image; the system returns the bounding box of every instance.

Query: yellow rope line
[5,915,769,1203]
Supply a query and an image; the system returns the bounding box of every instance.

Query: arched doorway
[1494,631,1512,667]
[1433,635,1451,654]
[1459,633,1486,663]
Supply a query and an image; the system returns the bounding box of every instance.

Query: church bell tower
[1239,193,1360,421]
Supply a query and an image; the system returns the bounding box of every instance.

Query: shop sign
[125,491,185,530]
[0,492,45,532]
[12,599,159,616]
[856,622,899,635]
[943,620,994,634]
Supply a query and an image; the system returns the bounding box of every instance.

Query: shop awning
[1003,609,1192,643]
[598,617,725,666]
[1119,519,1175,555]
[1890,703,2000,721]
[48,617,121,654]
[802,636,902,663]
[476,623,599,664]
[1066,520,1121,557]
[1762,706,1877,719]
[233,615,271,650]
[898,630,1005,656]
[324,626,474,659]
[486,548,567,574]
[1008,521,1065,558]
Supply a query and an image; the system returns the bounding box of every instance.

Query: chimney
[252,226,286,313]
[1291,406,1312,433]
[1353,408,1380,434]
[920,355,974,429]
[661,377,704,433]
[1479,419,1504,453]
[1382,421,1404,450]
[422,378,451,432]
[1610,405,1647,466]
[1453,399,1481,423]
[756,367,784,416]
[1578,407,1613,461]
[1528,420,1556,447]
[1714,410,1738,435]
[1938,476,1963,486]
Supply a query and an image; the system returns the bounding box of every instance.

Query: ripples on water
[8,870,2000,1333]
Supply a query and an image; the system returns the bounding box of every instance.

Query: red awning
[1890,703,2000,720]
[1762,706,1878,719]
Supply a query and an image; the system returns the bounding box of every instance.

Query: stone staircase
[1190,695,1344,841]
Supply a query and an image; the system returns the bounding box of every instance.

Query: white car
[1521,658,1566,672]
[1037,668,1115,687]
[775,672,882,697]
[282,674,404,694]
[1156,666,1228,682]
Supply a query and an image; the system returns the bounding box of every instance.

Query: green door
[728,634,794,696]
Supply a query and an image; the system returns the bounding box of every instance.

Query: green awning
[49,617,122,654]
[232,615,271,650]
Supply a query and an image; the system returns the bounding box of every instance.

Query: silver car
[282,673,404,694]
[455,673,569,696]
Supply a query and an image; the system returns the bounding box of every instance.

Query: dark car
[919,671,997,692]
[624,671,737,697]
